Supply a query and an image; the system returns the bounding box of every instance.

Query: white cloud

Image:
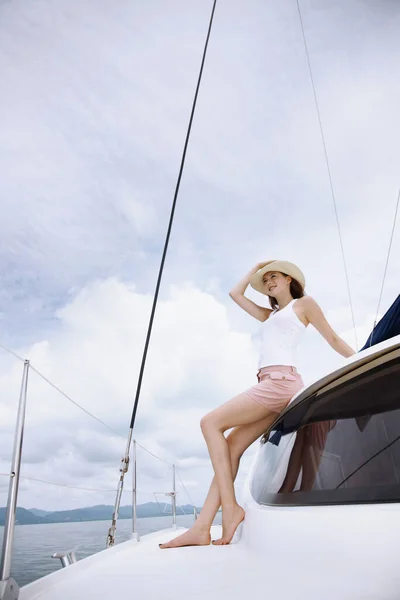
[0,279,260,510]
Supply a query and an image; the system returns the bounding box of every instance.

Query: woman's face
[262,271,290,296]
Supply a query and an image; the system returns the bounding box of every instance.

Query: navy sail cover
[361,294,400,350]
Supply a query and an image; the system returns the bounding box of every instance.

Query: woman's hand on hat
[256,261,272,271]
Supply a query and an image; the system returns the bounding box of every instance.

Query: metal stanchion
[0,359,30,600]
[171,464,177,528]
[132,440,139,541]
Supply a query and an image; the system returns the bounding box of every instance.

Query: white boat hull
[19,480,400,600]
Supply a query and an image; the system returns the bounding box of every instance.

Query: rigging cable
[107,0,218,547]
[295,0,359,350]
[130,0,218,431]
[0,340,179,468]
[369,187,400,346]
[177,468,196,506]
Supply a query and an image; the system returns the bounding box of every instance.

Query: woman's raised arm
[229,263,272,322]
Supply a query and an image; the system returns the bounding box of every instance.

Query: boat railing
[0,345,196,597]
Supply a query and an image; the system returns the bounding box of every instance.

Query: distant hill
[0,507,44,525]
[28,508,51,517]
[0,502,201,526]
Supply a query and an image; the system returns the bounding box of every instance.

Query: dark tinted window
[251,357,400,506]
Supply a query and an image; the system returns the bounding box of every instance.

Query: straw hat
[249,260,306,295]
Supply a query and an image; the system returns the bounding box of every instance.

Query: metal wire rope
[0,342,177,469]
[296,0,359,349]
[369,188,400,346]
[107,2,218,545]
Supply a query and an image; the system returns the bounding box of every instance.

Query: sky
[0,0,399,515]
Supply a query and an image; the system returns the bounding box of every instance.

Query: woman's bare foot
[159,526,211,549]
[212,505,245,545]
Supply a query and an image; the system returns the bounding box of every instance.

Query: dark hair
[269,273,305,310]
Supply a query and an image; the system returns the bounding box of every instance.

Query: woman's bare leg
[159,458,237,548]
[300,424,329,491]
[278,429,306,493]
[159,411,276,548]
[300,447,322,491]
[200,394,276,545]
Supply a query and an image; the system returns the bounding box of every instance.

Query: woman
[160,260,355,549]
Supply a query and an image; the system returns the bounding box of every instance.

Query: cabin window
[251,357,400,506]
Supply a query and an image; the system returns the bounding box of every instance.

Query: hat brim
[249,260,306,295]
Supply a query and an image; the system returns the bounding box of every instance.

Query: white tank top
[258,299,306,369]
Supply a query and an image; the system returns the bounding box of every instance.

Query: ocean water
[0,513,221,587]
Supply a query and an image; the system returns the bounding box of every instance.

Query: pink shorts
[243,365,304,413]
